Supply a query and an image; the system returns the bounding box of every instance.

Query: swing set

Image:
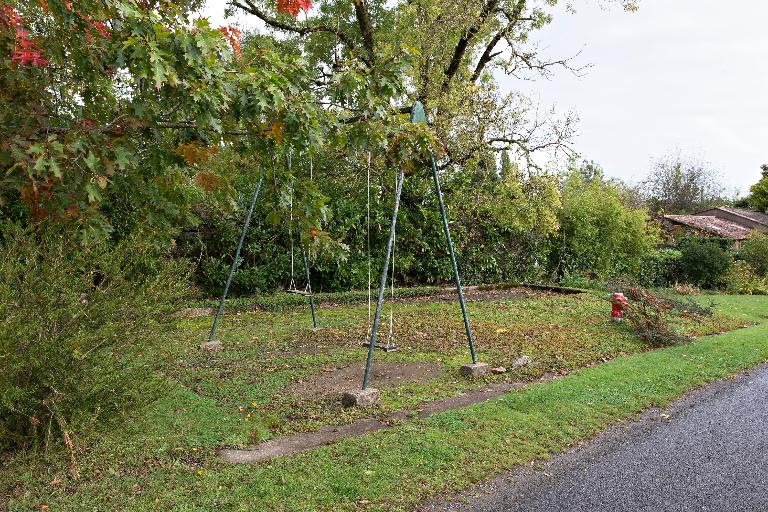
[203,102,487,405]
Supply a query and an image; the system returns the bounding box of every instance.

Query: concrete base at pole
[460,362,490,378]
[341,388,380,407]
[200,340,223,351]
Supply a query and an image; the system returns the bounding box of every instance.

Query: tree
[748,164,768,212]
[228,0,639,173]
[739,231,768,277]
[0,1,412,242]
[641,154,727,214]
[551,171,658,279]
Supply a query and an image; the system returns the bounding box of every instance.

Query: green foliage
[1,0,417,245]
[639,248,683,287]
[186,151,563,294]
[748,165,768,212]
[739,231,768,276]
[551,171,659,280]
[557,272,605,291]
[677,237,733,288]
[0,223,189,451]
[725,261,768,295]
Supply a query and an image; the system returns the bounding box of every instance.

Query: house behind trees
[663,207,768,248]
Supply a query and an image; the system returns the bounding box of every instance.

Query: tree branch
[442,0,500,92]
[351,0,376,65]
[471,0,527,82]
[230,0,373,67]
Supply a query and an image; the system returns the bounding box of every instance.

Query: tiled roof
[665,215,752,240]
[717,207,768,226]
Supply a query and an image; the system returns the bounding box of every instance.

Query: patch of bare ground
[284,361,442,397]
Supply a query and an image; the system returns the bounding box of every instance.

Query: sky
[202,0,768,194]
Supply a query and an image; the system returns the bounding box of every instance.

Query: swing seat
[287,289,313,297]
[361,342,397,353]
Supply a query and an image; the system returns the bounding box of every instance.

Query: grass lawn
[2,290,766,511]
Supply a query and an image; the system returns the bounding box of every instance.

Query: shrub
[739,232,768,277]
[551,171,659,280]
[0,224,189,455]
[725,261,768,295]
[639,248,682,287]
[677,237,732,288]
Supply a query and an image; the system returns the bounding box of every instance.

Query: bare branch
[471,0,527,82]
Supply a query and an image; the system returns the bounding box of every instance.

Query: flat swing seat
[361,341,397,353]
[287,289,313,297]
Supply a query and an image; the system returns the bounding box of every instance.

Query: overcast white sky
[203,0,768,193]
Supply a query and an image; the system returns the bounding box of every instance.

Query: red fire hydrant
[611,291,628,322]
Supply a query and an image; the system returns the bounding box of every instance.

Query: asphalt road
[427,364,768,512]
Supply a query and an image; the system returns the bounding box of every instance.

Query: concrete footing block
[341,388,380,407]
[200,340,223,351]
[460,362,490,378]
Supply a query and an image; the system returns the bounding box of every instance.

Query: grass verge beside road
[3,295,767,511]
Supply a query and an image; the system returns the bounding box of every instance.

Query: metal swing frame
[206,102,477,375]
[361,102,477,390]
[206,157,318,346]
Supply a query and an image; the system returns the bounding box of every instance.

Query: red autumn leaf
[218,25,242,58]
[2,6,48,68]
[84,18,111,43]
[195,172,222,193]
[276,0,312,18]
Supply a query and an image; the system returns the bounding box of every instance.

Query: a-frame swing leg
[429,152,488,377]
[301,248,318,328]
[362,170,406,391]
[202,175,265,351]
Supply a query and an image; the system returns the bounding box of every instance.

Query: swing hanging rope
[287,151,297,293]
[364,152,396,351]
[387,169,396,349]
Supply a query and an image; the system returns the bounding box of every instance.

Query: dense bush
[725,261,768,295]
[550,172,659,280]
[182,156,561,296]
[739,232,768,277]
[0,225,189,453]
[677,237,733,288]
[639,248,682,287]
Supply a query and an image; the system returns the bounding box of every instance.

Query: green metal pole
[207,175,264,343]
[429,152,477,364]
[302,249,318,328]
[362,171,405,390]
